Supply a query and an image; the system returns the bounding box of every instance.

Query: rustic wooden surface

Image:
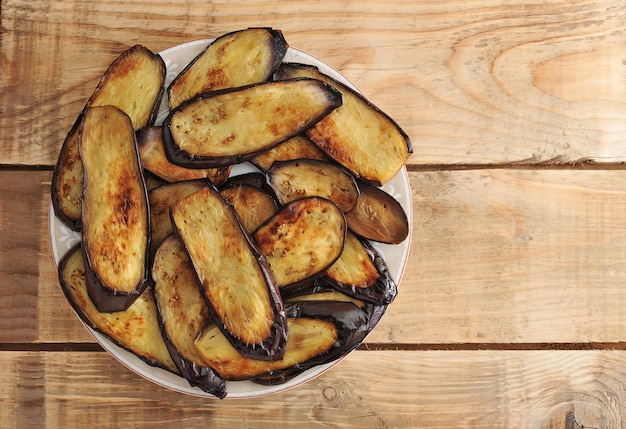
[2,0,626,427]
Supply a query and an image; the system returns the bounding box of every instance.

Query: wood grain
[6,169,626,345]
[2,1,626,426]
[1,350,625,428]
[1,1,624,166]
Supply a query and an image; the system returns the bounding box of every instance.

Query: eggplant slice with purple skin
[252,196,347,292]
[346,180,409,245]
[52,45,166,230]
[274,62,412,186]
[162,78,343,169]
[58,244,178,374]
[318,231,398,305]
[148,179,212,259]
[267,158,360,213]
[220,184,279,234]
[194,300,369,383]
[137,126,231,186]
[170,185,287,361]
[80,105,151,312]
[152,235,227,399]
[250,134,330,172]
[168,27,288,110]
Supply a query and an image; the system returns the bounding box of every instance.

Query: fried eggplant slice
[253,197,346,291]
[267,159,359,213]
[274,63,411,185]
[137,126,231,185]
[163,78,342,168]
[319,231,397,305]
[80,106,150,312]
[170,185,287,361]
[152,235,227,398]
[346,180,409,244]
[148,179,210,258]
[220,184,279,234]
[52,45,165,230]
[168,27,288,110]
[58,244,177,373]
[87,45,166,129]
[250,135,330,172]
[195,301,368,382]
[51,117,83,230]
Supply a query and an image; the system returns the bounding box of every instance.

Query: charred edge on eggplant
[167,27,288,110]
[170,185,288,361]
[266,158,360,213]
[252,196,347,293]
[57,244,178,373]
[79,106,151,313]
[162,78,343,169]
[136,126,232,186]
[252,300,370,385]
[51,115,83,230]
[274,62,412,186]
[152,236,227,398]
[318,235,398,305]
[52,45,165,231]
[87,45,166,130]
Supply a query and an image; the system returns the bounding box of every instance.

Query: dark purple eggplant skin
[154,290,226,398]
[57,244,177,373]
[162,79,343,169]
[252,300,370,385]
[82,258,148,313]
[220,172,278,200]
[160,333,227,399]
[318,237,398,305]
[51,115,83,231]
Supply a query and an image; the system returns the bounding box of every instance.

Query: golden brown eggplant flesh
[253,196,346,291]
[274,62,411,186]
[58,244,177,373]
[194,300,368,383]
[171,185,287,361]
[267,158,359,213]
[148,179,211,259]
[162,78,342,168]
[319,232,398,305]
[346,180,409,245]
[220,184,279,234]
[80,105,150,312]
[51,45,165,230]
[168,27,288,110]
[250,134,330,172]
[152,235,227,398]
[194,316,337,381]
[137,126,231,185]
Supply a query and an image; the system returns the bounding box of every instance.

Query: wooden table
[2,0,626,427]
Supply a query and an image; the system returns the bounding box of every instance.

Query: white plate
[49,38,412,398]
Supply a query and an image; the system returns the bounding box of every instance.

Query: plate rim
[49,37,413,399]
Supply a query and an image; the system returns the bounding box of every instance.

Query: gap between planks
[4,342,626,352]
[2,159,626,172]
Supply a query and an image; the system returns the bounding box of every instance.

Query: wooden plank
[1,1,625,166]
[6,168,626,344]
[0,170,91,344]
[0,349,624,428]
[374,168,626,344]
